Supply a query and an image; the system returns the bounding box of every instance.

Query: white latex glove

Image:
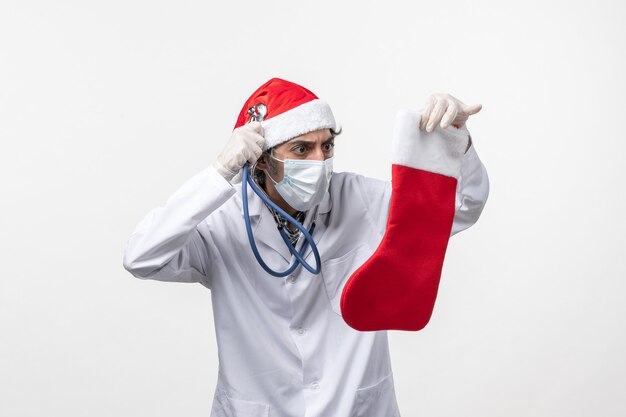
[213,122,265,182]
[419,93,482,132]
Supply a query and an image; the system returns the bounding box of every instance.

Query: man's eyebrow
[287,137,334,146]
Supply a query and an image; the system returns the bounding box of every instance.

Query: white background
[1,0,625,416]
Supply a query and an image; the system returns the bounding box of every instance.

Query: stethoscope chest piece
[247,103,267,123]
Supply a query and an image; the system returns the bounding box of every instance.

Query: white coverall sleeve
[122,165,236,287]
[355,140,489,237]
[450,141,490,236]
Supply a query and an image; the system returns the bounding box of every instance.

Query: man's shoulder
[330,170,355,182]
[330,171,389,190]
[329,171,359,192]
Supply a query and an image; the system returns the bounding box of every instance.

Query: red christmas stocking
[340,110,470,331]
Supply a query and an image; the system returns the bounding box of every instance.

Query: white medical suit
[122,133,489,417]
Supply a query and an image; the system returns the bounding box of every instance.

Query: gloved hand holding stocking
[340,109,471,331]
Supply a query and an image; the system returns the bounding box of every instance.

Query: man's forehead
[286,129,334,144]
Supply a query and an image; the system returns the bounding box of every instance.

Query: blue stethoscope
[241,103,322,277]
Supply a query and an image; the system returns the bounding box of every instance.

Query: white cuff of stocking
[391,109,470,179]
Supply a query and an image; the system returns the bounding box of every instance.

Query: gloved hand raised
[419,93,482,132]
[213,122,265,182]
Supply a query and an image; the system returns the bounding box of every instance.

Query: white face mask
[265,152,333,212]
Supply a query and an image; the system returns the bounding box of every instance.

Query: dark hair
[253,127,342,188]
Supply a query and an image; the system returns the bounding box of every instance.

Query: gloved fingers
[241,133,264,158]
[462,103,483,116]
[249,143,263,164]
[420,96,437,130]
[252,132,265,148]
[214,123,266,182]
[243,123,266,148]
[247,121,265,136]
[419,93,482,131]
[452,104,481,127]
[240,141,263,165]
[233,152,248,170]
[440,103,458,129]
[426,97,449,132]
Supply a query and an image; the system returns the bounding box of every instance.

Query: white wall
[1,0,624,416]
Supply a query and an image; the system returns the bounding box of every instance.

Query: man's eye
[323,142,334,151]
[293,146,306,153]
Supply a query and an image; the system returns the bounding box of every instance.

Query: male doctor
[122,78,489,417]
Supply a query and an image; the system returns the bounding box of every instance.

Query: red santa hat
[234,78,338,150]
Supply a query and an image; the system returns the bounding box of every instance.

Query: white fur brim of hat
[260,99,338,150]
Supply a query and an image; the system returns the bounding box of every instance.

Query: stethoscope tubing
[242,163,322,277]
